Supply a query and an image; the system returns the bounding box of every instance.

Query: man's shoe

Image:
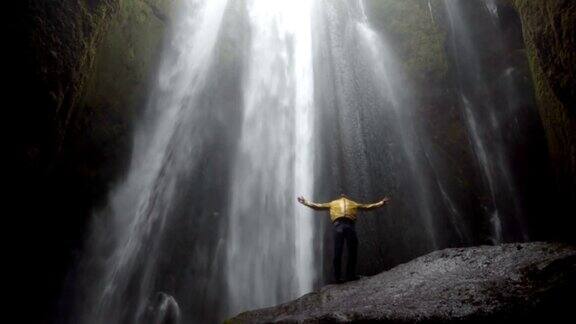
[345,275,361,282]
[332,278,345,284]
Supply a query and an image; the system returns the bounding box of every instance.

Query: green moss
[511,0,576,203]
[82,0,173,118]
[64,0,175,203]
[364,0,449,86]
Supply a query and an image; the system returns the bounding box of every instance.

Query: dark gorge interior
[8,0,575,323]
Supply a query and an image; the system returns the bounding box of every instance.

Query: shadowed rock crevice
[511,0,576,240]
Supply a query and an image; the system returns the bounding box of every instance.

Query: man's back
[326,197,361,221]
[298,194,390,282]
[305,196,385,222]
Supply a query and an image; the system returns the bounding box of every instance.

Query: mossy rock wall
[511,0,576,233]
[365,0,448,86]
[69,0,175,206]
[81,0,175,130]
[10,1,118,321]
[12,0,116,172]
[9,1,175,322]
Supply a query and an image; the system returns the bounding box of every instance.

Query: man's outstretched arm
[358,197,391,210]
[297,196,330,210]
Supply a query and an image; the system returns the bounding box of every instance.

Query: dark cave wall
[8,1,175,322]
[64,0,175,220]
[511,0,576,241]
[12,0,116,176]
[9,1,117,322]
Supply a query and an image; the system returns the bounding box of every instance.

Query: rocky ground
[228,242,576,323]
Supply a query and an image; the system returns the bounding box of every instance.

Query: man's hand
[297,196,307,205]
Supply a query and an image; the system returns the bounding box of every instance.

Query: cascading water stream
[75,0,319,322]
[355,0,440,249]
[224,0,316,315]
[75,1,232,323]
[443,0,529,243]
[70,1,543,323]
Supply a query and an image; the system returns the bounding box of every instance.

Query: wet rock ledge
[228,242,575,323]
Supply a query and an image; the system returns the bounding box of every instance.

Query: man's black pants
[333,218,358,281]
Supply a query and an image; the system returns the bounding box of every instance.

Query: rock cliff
[8,1,175,322]
[511,0,576,240]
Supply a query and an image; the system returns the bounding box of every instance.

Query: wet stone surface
[228,242,576,323]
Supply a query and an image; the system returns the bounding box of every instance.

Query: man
[297,194,390,283]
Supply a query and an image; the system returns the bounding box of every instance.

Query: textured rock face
[9,1,117,321]
[8,1,174,322]
[512,0,576,236]
[62,0,175,225]
[229,242,576,323]
[11,0,116,175]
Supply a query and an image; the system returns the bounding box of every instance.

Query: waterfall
[75,0,319,322]
[75,1,233,323]
[224,0,316,315]
[443,0,530,243]
[70,1,542,323]
[356,0,440,249]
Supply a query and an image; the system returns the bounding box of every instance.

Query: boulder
[229,242,575,323]
[141,292,181,324]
